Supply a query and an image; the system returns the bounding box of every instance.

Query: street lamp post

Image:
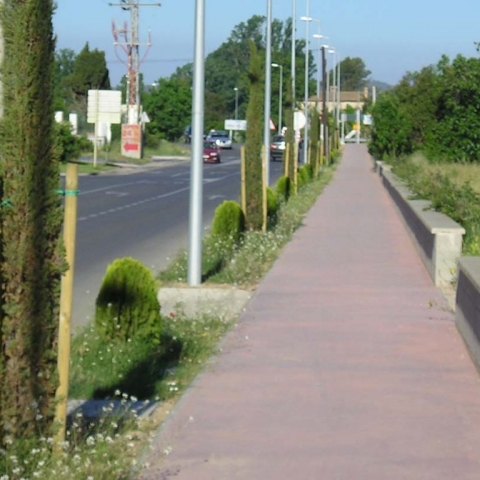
[234,87,238,119]
[187,0,205,286]
[271,63,283,134]
[263,0,273,186]
[300,4,311,165]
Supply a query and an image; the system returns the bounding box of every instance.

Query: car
[184,125,192,144]
[203,141,221,163]
[207,130,232,149]
[270,134,286,161]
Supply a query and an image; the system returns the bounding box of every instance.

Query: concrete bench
[456,258,480,371]
[377,167,465,288]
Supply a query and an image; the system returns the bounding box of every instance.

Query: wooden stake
[284,142,290,177]
[293,141,298,195]
[308,139,312,165]
[54,163,79,446]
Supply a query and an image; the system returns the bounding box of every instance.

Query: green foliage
[63,42,111,115]
[55,122,82,162]
[284,79,296,180]
[95,258,162,344]
[338,57,371,91]
[370,54,480,163]
[369,92,413,159]
[143,77,192,142]
[394,160,480,256]
[53,48,76,111]
[267,187,279,227]
[298,166,310,186]
[211,200,245,242]
[304,163,314,180]
[310,104,320,173]
[276,175,291,202]
[244,41,264,230]
[297,169,305,189]
[0,0,65,442]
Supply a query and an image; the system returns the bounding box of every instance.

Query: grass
[61,160,118,175]
[69,314,230,401]
[402,152,480,194]
[391,152,480,256]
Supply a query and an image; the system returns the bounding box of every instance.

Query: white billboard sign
[87,90,122,124]
[224,119,247,131]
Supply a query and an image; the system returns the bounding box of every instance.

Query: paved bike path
[140,144,480,479]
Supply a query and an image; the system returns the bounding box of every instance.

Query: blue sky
[54,0,480,87]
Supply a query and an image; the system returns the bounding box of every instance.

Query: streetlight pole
[187,0,205,286]
[272,63,283,134]
[329,48,336,146]
[300,0,311,165]
[234,87,238,119]
[263,0,273,185]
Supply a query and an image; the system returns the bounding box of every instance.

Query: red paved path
[140,145,480,479]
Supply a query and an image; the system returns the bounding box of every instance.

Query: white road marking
[78,171,238,222]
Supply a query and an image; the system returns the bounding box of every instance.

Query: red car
[203,141,221,163]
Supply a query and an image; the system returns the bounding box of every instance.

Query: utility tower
[110,1,160,124]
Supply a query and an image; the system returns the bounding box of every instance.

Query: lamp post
[263,0,273,186]
[271,63,283,134]
[300,6,311,165]
[234,87,238,119]
[187,0,205,286]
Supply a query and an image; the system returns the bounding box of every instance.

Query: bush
[211,200,245,242]
[276,175,291,202]
[298,166,309,187]
[55,122,82,162]
[95,258,162,344]
[267,187,278,216]
[304,163,314,180]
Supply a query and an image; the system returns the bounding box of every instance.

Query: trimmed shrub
[304,163,314,180]
[211,200,245,242]
[95,258,162,344]
[276,175,291,202]
[298,166,309,186]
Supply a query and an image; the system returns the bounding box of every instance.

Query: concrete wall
[456,258,480,372]
[375,161,465,288]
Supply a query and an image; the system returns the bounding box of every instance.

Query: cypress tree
[310,103,320,175]
[0,0,64,441]
[284,79,296,181]
[244,40,264,230]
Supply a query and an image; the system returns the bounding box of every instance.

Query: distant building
[302,86,372,113]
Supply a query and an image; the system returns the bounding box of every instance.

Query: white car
[207,130,232,149]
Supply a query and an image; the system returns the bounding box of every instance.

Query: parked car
[203,141,221,163]
[270,134,286,161]
[207,130,232,149]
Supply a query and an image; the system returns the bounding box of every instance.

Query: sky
[54,0,480,88]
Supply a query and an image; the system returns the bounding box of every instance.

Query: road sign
[294,111,306,130]
[224,119,247,131]
[121,124,142,159]
[87,90,122,124]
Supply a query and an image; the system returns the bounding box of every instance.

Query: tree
[338,57,371,91]
[64,42,111,115]
[284,79,296,180]
[143,77,192,141]
[244,41,264,230]
[53,48,76,111]
[0,0,65,442]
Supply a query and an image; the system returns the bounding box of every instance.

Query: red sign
[121,124,142,159]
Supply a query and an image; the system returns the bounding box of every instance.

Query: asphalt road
[70,145,285,328]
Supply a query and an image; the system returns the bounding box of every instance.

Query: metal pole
[303,0,310,165]
[234,87,239,119]
[187,0,205,286]
[263,0,272,186]
[337,54,341,131]
[332,51,337,145]
[279,65,283,134]
[291,0,296,107]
